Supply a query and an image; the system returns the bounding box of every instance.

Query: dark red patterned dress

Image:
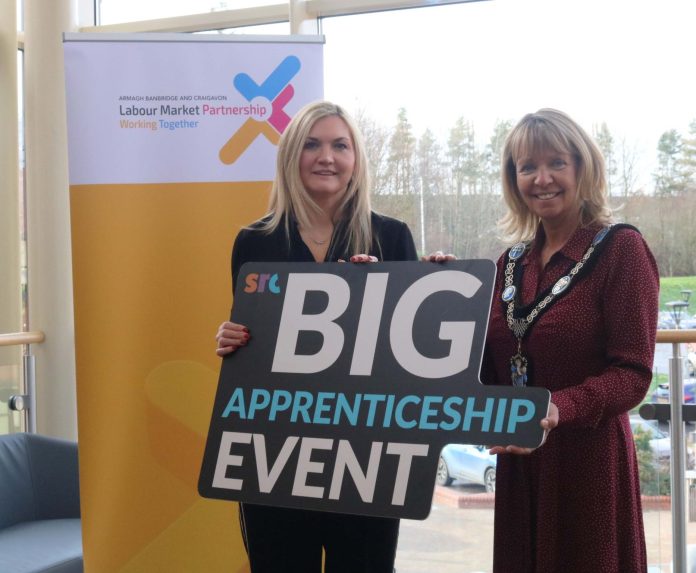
[482,223,659,573]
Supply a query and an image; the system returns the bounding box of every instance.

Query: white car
[436,444,496,492]
[687,349,696,377]
[630,416,695,468]
[630,416,670,460]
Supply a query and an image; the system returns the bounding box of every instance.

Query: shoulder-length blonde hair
[499,108,614,243]
[255,100,373,254]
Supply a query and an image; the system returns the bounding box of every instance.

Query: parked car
[687,344,696,377]
[630,416,671,460]
[657,311,696,330]
[651,380,696,404]
[630,415,695,468]
[436,444,496,492]
[657,311,677,330]
[688,353,696,377]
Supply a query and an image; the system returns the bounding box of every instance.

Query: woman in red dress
[484,108,658,572]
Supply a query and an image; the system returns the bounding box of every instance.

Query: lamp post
[666,300,689,329]
[665,290,692,329]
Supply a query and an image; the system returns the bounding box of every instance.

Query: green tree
[633,426,670,496]
[353,108,391,195]
[617,137,641,197]
[447,117,480,196]
[387,108,416,196]
[482,119,512,195]
[417,128,443,196]
[679,118,696,191]
[416,128,444,253]
[653,129,683,196]
[594,122,617,196]
[445,118,483,257]
[376,108,418,241]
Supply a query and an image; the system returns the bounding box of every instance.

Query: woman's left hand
[421,250,457,262]
[488,402,559,455]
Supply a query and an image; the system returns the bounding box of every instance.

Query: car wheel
[436,457,453,486]
[484,467,496,493]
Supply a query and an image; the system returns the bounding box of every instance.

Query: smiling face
[515,148,581,230]
[299,115,356,205]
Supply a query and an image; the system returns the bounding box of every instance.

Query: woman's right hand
[487,402,559,455]
[215,321,250,357]
[421,250,457,262]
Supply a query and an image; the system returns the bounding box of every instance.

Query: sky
[98,0,696,190]
[322,0,696,190]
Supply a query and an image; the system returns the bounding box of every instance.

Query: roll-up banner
[64,33,324,572]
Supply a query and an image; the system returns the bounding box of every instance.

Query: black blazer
[230,212,418,293]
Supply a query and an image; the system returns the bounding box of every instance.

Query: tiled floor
[395,484,696,573]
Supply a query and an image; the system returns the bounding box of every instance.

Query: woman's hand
[421,250,457,262]
[488,402,559,455]
[338,254,379,263]
[215,321,250,357]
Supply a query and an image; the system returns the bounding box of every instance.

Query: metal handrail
[0,331,45,347]
[0,331,44,434]
[2,327,694,561]
[653,328,695,573]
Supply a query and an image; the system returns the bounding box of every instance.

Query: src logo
[244,273,281,294]
[219,56,300,165]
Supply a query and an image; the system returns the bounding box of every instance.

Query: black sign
[199,260,550,519]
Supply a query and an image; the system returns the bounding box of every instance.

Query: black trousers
[239,503,400,573]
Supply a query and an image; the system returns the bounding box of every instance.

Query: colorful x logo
[219,56,301,165]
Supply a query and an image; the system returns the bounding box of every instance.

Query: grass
[659,276,696,310]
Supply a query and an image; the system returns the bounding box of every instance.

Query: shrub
[634,426,671,496]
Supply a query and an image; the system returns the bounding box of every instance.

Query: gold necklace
[300,227,332,246]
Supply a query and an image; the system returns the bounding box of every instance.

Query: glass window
[0,49,25,435]
[98,0,281,25]
[72,0,696,567]
[196,22,290,35]
[18,49,27,332]
[320,2,696,570]
[322,0,696,266]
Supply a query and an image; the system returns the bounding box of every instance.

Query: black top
[231,212,417,292]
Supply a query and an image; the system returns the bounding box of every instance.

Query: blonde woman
[484,109,658,572]
[215,101,417,572]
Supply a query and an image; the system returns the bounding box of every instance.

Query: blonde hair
[499,108,614,243]
[256,100,373,254]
